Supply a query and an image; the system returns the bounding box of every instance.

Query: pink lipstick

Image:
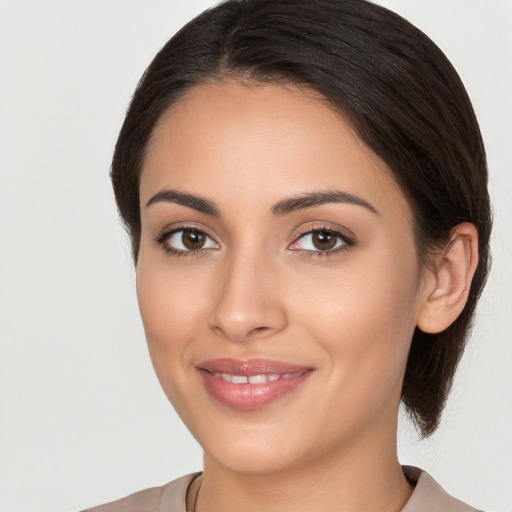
[196,358,314,410]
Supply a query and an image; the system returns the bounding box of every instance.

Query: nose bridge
[207,241,287,342]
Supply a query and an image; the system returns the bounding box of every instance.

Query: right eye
[159,228,219,254]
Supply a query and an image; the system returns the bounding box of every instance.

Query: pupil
[182,229,205,250]
[313,231,336,250]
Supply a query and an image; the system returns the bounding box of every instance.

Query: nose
[207,249,288,343]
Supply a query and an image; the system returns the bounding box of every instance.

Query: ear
[417,222,479,334]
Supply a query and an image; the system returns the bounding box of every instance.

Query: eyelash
[155,225,215,259]
[155,224,355,259]
[291,225,355,258]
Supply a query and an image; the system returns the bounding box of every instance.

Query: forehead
[140,80,411,223]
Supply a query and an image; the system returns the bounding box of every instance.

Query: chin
[196,418,302,474]
[208,442,297,475]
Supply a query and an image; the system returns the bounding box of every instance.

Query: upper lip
[196,358,313,376]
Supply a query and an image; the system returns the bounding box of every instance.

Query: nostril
[248,326,270,336]
[211,326,227,339]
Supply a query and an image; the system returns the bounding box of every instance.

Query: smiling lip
[196,358,314,410]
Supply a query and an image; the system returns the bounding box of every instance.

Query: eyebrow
[146,188,378,216]
[271,190,378,216]
[146,189,220,216]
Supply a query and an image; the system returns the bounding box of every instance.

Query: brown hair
[110,0,492,437]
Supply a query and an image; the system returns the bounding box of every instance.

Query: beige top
[81,466,481,512]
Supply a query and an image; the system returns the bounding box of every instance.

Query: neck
[195,421,413,512]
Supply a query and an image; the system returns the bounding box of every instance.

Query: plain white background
[1,1,511,511]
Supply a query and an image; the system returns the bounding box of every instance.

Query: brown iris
[312,231,338,251]
[181,229,206,250]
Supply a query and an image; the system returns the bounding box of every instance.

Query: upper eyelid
[290,228,353,249]
[157,222,217,239]
[292,223,354,241]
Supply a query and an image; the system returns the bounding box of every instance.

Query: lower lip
[198,370,313,410]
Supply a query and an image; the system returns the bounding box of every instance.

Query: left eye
[291,230,347,252]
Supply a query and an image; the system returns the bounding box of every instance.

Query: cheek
[137,267,193,349]
[135,250,211,395]
[136,238,212,338]
[291,245,420,403]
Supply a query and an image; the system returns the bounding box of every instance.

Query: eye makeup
[154,221,356,260]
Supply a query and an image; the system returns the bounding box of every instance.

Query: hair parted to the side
[110,0,492,437]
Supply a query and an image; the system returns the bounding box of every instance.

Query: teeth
[248,374,267,384]
[212,371,303,384]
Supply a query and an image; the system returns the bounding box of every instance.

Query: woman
[83,0,491,510]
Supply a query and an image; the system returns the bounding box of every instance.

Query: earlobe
[417,223,479,334]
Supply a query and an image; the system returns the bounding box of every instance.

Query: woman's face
[137,81,428,474]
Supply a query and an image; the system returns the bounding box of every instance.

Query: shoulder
[80,473,200,512]
[402,466,483,512]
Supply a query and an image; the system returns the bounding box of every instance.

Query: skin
[136,80,478,512]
